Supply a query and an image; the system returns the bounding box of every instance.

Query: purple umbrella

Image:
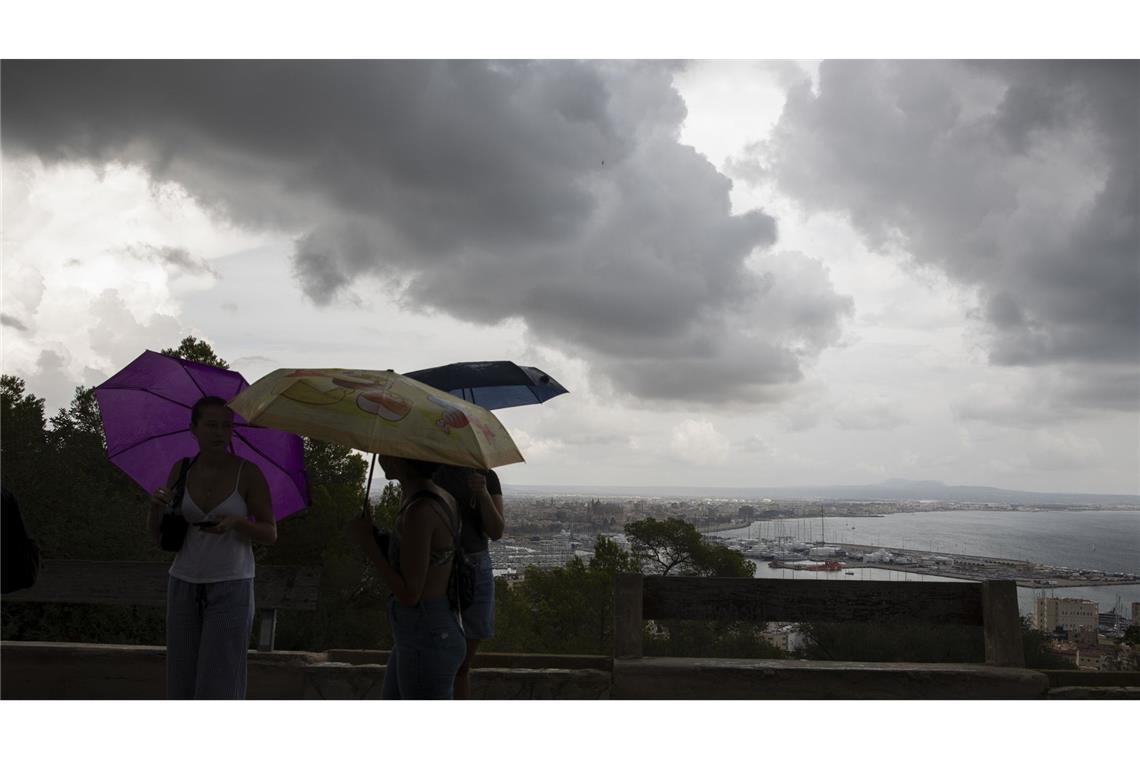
[94,350,310,521]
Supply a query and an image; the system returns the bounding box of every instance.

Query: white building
[1035,597,1099,634]
[762,623,806,653]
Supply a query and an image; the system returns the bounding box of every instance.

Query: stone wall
[5,641,1134,699]
[0,642,610,699]
[611,657,1052,699]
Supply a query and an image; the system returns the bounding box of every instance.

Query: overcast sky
[3,58,1137,494]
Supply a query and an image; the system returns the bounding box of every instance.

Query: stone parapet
[8,641,1134,699]
[612,657,1051,699]
[0,641,609,699]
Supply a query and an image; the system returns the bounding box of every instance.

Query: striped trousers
[166,576,255,699]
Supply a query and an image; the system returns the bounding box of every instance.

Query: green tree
[489,535,641,655]
[1,381,165,645]
[489,524,780,659]
[1,375,50,521]
[624,516,756,577]
[41,385,149,560]
[161,336,229,368]
[624,518,774,657]
[1019,618,1078,670]
[261,439,397,651]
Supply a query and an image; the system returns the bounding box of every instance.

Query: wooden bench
[4,559,320,651]
[612,574,1049,699]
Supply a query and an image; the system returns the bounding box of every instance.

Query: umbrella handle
[362,453,377,517]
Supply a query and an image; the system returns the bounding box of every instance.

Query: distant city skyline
[3,59,1137,494]
[405,476,1140,504]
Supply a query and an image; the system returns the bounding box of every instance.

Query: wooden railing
[609,574,1047,699]
[614,574,1024,666]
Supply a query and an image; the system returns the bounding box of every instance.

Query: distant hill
[501,478,1140,506]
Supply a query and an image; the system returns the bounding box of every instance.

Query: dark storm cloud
[734,60,1139,411]
[128,244,216,277]
[1,60,852,404]
[1,314,30,331]
[953,365,1140,428]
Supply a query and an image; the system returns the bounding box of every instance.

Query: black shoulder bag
[159,456,197,552]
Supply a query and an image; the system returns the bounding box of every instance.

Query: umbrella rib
[231,430,308,503]
[105,416,259,460]
[105,427,190,459]
[101,386,195,411]
[177,358,215,400]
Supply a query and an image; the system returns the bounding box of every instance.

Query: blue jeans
[382,596,466,699]
[166,576,255,699]
[461,550,495,640]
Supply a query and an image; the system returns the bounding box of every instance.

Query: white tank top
[169,460,256,584]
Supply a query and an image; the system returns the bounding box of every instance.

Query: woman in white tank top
[146,396,276,699]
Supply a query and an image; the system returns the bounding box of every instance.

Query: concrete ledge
[1039,670,1140,688]
[612,657,1050,699]
[1047,686,1140,700]
[7,641,1073,700]
[473,668,610,699]
[324,649,611,671]
[1,642,327,699]
[1,641,609,699]
[303,662,388,699]
[3,642,167,699]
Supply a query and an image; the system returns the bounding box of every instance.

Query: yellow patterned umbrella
[228,368,524,470]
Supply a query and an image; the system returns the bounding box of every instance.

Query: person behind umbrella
[349,456,465,699]
[432,465,504,699]
[147,396,275,699]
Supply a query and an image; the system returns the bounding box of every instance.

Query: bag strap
[168,455,198,515]
[406,489,466,622]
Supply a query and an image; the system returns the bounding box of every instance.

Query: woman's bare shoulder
[405,487,455,524]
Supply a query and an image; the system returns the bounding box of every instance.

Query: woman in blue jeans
[349,455,465,699]
[433,465,504,699]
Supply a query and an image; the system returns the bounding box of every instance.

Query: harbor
[721,536,1140,588]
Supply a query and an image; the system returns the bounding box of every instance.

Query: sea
[712,510,1140,617]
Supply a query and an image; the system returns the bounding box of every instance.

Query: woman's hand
[469,470,505,540]
[466,471,488,496]
[348,514,375,549]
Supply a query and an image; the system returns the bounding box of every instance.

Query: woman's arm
[469,471,505,541]
[348,500,437,606]
[212,462,277,545]
[146,460,182,545]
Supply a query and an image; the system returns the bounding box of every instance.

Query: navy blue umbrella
[404,361,568,411]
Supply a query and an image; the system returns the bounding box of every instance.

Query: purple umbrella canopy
[94,350,310,521]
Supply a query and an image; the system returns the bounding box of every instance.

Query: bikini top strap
[402,489,459,544]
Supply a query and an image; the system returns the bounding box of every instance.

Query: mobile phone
[194,520,219,528]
